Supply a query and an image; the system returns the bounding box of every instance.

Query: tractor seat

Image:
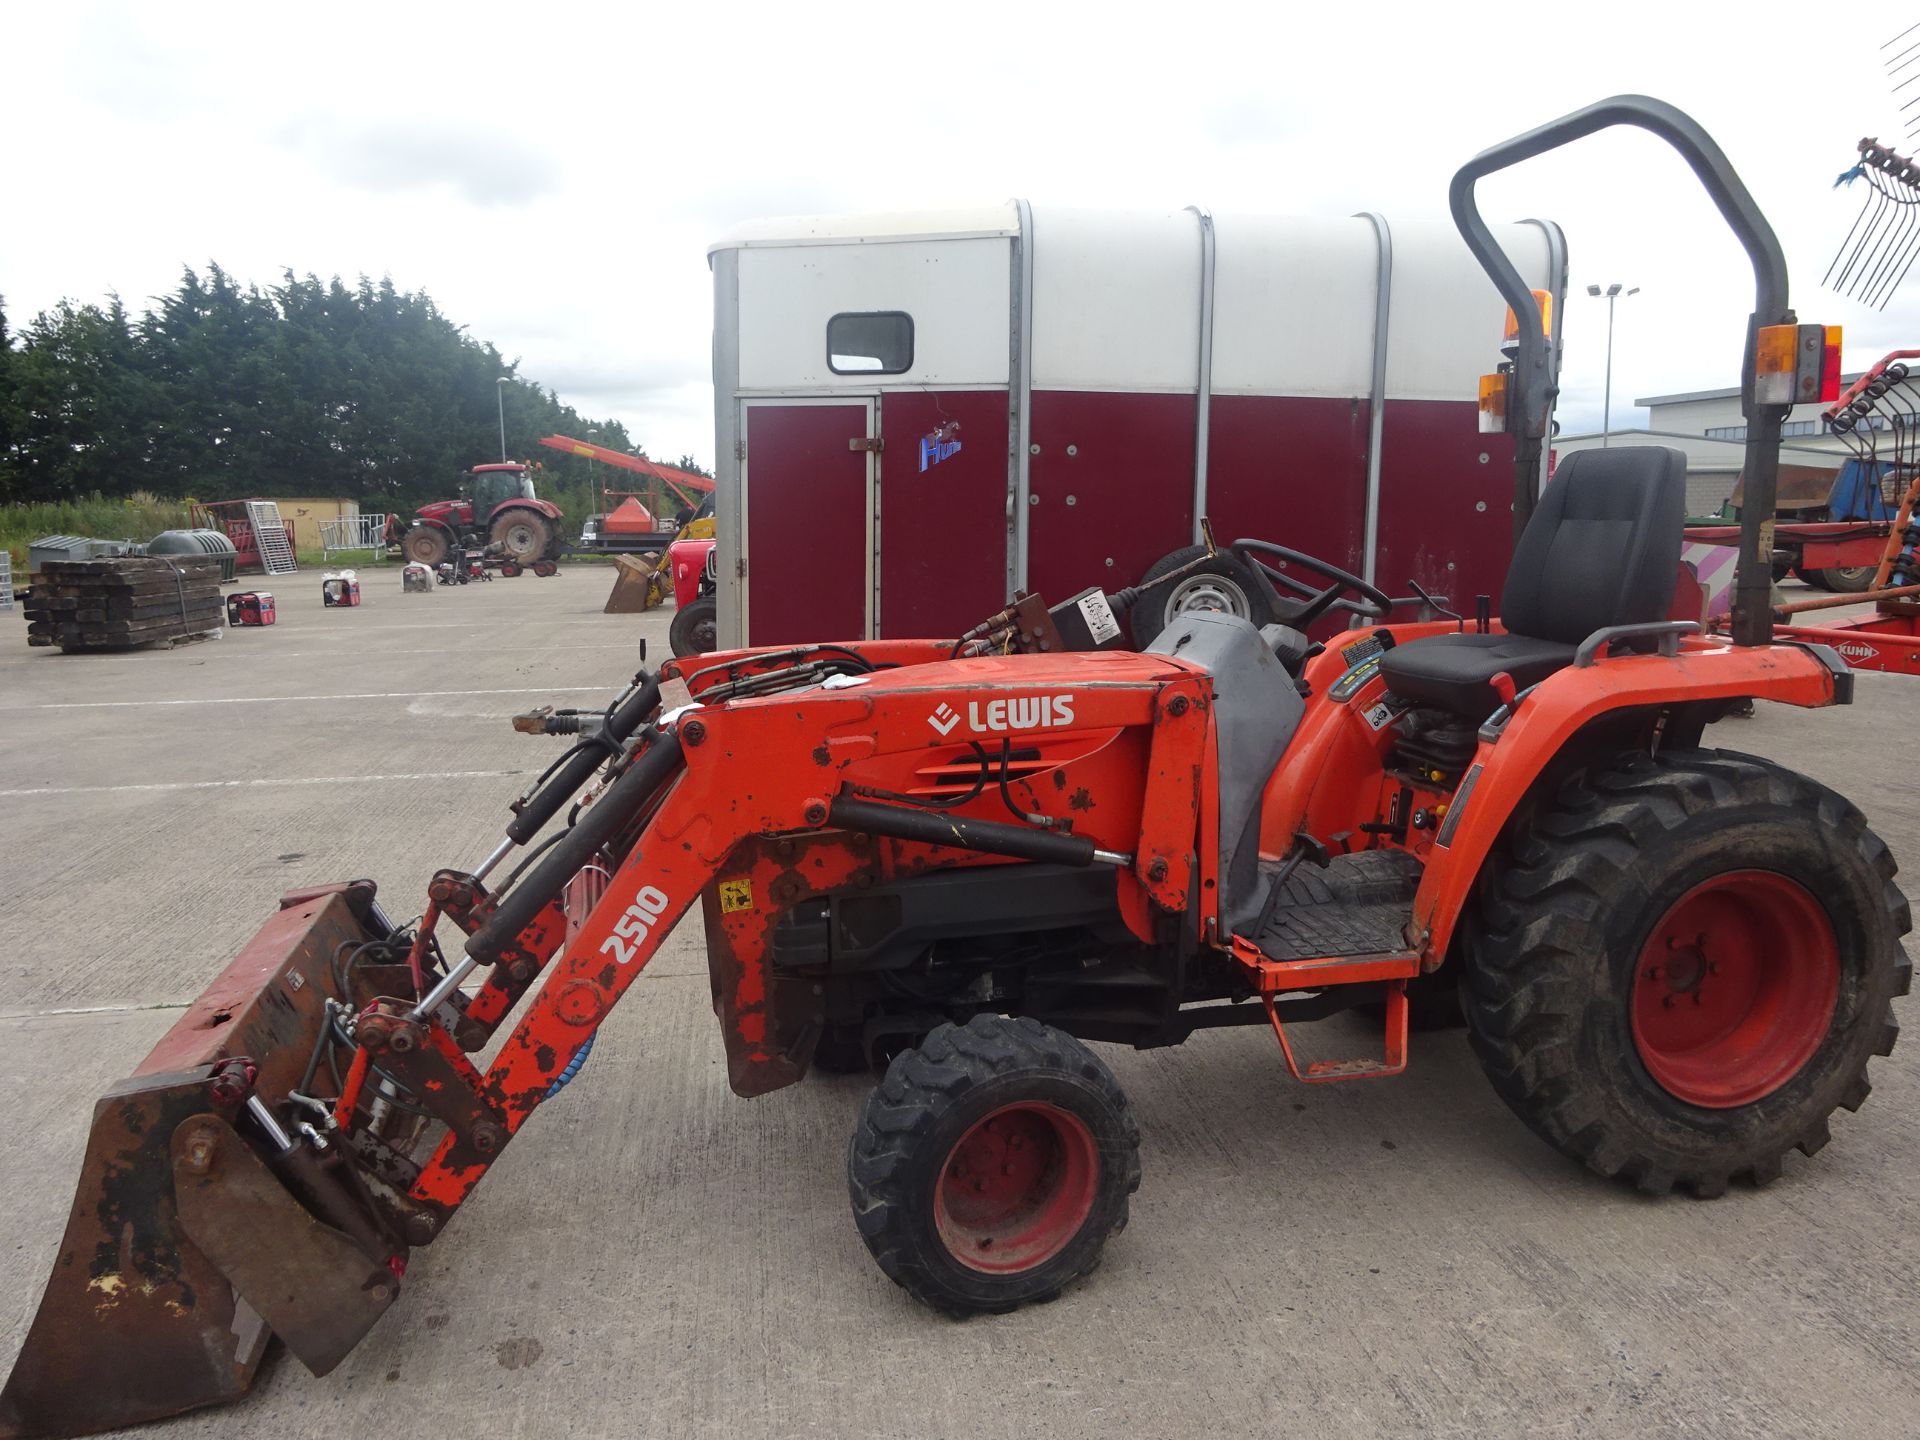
[1378,446,1687,719]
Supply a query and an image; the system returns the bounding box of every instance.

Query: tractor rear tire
[1126,544,1275,649]
[848,1015,1141,1315]
[1463,748,1911,1197]
[491,512,553,564]
[403,527,449,567]
[669,596,718,658]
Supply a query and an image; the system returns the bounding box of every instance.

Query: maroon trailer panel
[1026,391,1196,604]
[1205,394,1370,565]
[745,402,872,644]
[1371,401,1517,607]
[878,390,1008,637]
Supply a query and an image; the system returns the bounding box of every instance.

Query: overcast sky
[7,3,1920,465]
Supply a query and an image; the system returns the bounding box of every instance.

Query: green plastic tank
[146,529,239,583]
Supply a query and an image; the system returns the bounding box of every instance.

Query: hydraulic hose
[505,675,661,845]
[826,796,1127,868]
[467,733,685,966]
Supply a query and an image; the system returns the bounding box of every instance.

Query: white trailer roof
[710,203,1022,252]
[717,202,1557,404]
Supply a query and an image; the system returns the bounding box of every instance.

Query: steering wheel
[1230,540,1393,630]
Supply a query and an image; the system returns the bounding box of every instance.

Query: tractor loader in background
[2,97,1908,1439]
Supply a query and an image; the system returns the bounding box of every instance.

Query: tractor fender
[488,498,565,524]
[668,536,716,609]
[1410,640,1848,966]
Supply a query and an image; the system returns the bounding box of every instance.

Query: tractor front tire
[669,596,719,658]
[1464,748,1911,1197]
[848,1015,1141,1315]
[491,512,553,564]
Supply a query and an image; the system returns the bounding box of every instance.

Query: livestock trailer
[707,202,1565,647]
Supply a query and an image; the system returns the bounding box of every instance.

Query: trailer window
[828,312,914,375]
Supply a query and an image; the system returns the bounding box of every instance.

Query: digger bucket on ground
[1,884,403,1440]
[603,553,666,614]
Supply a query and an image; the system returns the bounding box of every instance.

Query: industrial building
[1557,378,1866,515]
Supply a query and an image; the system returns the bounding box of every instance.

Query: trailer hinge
[848,437,883,453]
[735,438,747,462]
[736,557,747,579]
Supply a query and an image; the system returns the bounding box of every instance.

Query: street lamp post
[495,377,510,464]
[1586,283,1640,446]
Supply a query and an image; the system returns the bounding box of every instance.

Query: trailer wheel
[847,1015,1140,1315]
[1126,544,1274,648]
[1463,748,1911,1197]
[1816,564,1876,593]
[403,527,449,567]
[669,596,718,658]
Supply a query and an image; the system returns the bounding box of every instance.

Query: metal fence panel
[320,514,390,560]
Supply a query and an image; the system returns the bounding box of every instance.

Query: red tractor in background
[667,532,718,657]
[387,463,565,568]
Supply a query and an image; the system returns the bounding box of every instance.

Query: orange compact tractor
[3,97,1910,1438]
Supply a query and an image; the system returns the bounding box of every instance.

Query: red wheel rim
[1630,870,1840,1109]
[932,1102,1098,1274]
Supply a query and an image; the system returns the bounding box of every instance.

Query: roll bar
[1449,94,1793,646]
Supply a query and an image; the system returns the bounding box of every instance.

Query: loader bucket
[1,884,403,1440]
[604,553,666,614]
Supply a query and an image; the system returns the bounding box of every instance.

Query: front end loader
[4,96,1911,1437]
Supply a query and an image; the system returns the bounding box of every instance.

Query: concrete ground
[1,568,1916,1440]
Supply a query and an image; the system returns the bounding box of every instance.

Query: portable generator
[225,591,275,626]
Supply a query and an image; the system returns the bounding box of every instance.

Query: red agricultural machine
[1763,350,1920,671]
[187,499,297,575]
[537,435,715,556]
[2,97,1910,1439]
[386,462,565,568]
[667,532,717,656]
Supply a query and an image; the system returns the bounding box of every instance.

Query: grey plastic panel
[1144,610,1303,933]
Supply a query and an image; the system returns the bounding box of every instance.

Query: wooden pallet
[24,558,228,653]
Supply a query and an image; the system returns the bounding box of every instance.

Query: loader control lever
[504,672,661,846]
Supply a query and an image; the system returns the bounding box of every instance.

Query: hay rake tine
[1862,182,1920,308]
[1833,180,1893,295]
[1827,179,1881,289]
[1853,176,1909,299]
[1874,213,1920,308]
[1827,139,1920,306]
[1851,176,1913,296]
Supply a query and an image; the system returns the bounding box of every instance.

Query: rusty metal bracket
[356,1003,511,1173]
[171,1115,397,1376]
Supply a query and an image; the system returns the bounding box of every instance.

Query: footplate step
[1262,980,1409,1083]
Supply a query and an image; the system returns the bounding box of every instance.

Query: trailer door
[876,391,1009,637]
[741,399,875,644]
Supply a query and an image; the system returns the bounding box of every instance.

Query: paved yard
[1,568,1915,1439]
